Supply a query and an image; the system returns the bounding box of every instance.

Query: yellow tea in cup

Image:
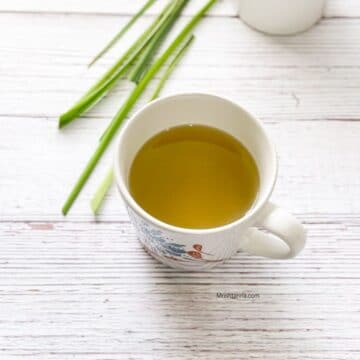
[129,124,259,229]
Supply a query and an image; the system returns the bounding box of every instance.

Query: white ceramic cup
[239,0,326,35]
[114,93,306,271]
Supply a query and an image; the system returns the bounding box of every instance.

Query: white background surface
[0,0,359,358]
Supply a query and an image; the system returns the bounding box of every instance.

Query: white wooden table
[0,1,359,358]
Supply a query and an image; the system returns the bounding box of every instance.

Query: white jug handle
[241,202,306,259]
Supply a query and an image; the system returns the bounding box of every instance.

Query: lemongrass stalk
[98,34,193,143]
[128,0,189,84]
[151,34,194,100]
[88,0,158,67]
[91,35,194,214]
[59,64,130,128]
[58,0,178,128]
[62,0,218,215]
[60,0,183,128]
[90,168,114,214]
[81,10,167,99]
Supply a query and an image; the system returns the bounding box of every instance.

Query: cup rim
[114,92,278,235]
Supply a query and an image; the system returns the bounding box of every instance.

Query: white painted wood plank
[1,0,360,18]
[0,116,359,221]
[0,15,359,220]
[0,217,359,358]
[0,15,359,121]
[325,0,360,17]
[0,3,359,359]
[0,0,238,16]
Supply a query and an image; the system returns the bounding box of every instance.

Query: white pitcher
[239,0,327,35]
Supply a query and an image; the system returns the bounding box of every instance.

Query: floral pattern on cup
[127,207,219,263]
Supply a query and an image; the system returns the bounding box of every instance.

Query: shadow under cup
[115,93,277,232]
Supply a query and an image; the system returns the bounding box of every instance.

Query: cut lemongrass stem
[90,167,113,215]
[91,36,194,214]
[58,0,178,128]
[151,34,194,100]
[59,65,132,129]
[100,34,193,142]
[90,168,114,214]
[88,0,158,67]
[128,0,189,84]
[129,0,187,84]
[62,0,218,215]
[85,0,174,99]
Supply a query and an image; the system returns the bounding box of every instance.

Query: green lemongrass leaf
[88,0,158,67]
[129,0,189,84]
[90,36,194,214]
[86,1,176,99]
[90,168,113,214]
[59,65,132,129]
[58,0,177,128]
[90,168,114,214]
[62,0,218,215]
[151,34,194,100]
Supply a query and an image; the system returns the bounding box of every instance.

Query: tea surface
[129,125,259,229]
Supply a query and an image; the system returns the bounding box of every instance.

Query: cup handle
[241,202,306,259]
